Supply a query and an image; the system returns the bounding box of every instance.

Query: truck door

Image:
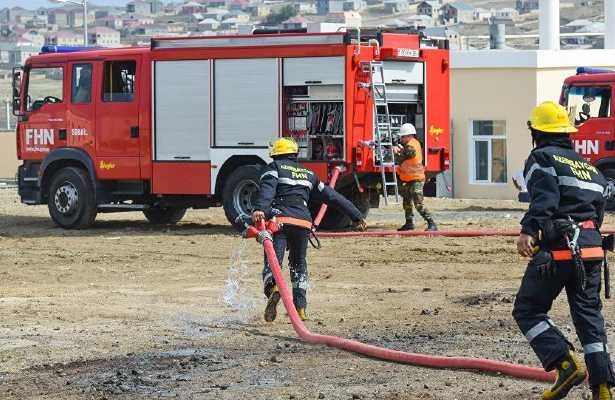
[66,61,96,153]
[20,64,66,157]
[95,56,141,179]
[566,84,613,163]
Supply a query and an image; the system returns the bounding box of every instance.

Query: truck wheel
[313,189,370,230]
[602,168,615,211]
[222,164,263,231]
[143,207,187,224]
[48,167,97,229]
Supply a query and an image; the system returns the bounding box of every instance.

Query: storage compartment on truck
[283,84,345,161]
[382,61,423,84]
[154,60,211,161]
[214,58,280,147]
[283,57,345,86]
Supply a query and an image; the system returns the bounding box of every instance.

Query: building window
[471,120,507,183]
[103,60,136,102]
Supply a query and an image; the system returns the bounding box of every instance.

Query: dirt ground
[1,187,614,400]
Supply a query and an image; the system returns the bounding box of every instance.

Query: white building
[492,7,519,22]
[472,7,490,21]
[203,9,230,21]
[384,0,409,13]
[198,18,220,30]
[88,27,120,47]
[21,30,45,49]
[450,50,615,199]
[46,30,83,46]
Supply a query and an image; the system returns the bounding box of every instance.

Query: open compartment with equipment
[282,57,345,162]
[380,61,425,142]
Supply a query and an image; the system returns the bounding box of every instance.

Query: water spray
[222,238,256,321]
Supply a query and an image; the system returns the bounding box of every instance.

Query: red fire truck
[12,31,450,229]
[562,68,615,194]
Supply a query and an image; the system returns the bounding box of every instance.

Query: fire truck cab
[562,68,615,205]
[13,31,450,229]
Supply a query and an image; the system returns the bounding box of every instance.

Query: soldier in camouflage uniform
[393,123,437,231]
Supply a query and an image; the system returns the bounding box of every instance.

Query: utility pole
[50,0,88,46]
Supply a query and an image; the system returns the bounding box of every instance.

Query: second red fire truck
[12,30,450,229]
[563,68,615,197]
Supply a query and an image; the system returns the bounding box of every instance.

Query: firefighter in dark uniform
[252,138,367,322]
[512,101,614,400]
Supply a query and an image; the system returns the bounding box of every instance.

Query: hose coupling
[257,230,273,244]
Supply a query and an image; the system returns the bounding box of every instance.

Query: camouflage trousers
[262,224,309,309]
[400,180,433,222]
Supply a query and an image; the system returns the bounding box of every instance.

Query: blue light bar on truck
[40,45,99,54]
[576,67,615,75]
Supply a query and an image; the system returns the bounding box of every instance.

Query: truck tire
[143,207,187,224]
[313,188,370,230]
[222,164,263,231]
[602,168,615,211]
[47,167,97,229]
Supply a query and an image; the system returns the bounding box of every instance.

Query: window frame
[468,119,508,185]
[564,84,612,124]
[102,59,137,103]
[25,65,64,112]
[71,63,93,104]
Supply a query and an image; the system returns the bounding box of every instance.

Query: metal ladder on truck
[369,61,399,205]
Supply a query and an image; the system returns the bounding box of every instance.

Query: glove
[531,250,556,280]
[252,210,265,224]
[352,219,367,232]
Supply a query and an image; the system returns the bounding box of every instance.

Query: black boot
[264,285,280,322]
[542,351,587,400]
[397,220,414,231]
[426,219,438,231]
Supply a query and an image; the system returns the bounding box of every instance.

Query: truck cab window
[26,67,63,112]
[72,64,92,104]
[103,60,136,102]
[567,85,611,125]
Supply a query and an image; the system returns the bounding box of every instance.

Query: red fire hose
[318,229,520,238]
[241,168,609,381]
[311,168,615,237]
[313,166,342,228]
[318,228,615,238]
[243,222,555,383]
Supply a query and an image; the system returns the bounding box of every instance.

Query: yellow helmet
[529,101,578,134]
[270,137,299,157]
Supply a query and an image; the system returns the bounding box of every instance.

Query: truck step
[97,204,149,212]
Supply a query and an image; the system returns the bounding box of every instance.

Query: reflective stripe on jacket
[398,138,425,182]
[520,136,607,249]
[252,157,364,224]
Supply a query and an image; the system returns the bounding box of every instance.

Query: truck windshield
[566,85,611,125]
[26,67,64,112]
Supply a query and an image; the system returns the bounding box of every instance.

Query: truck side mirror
[11,67,23,117]
[12,98,20,113]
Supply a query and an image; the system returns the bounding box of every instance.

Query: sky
[0,0,132,9]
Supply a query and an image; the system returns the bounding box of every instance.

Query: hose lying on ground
[312,167,615,237]
[317,228,615,238]
[243,222,555,383]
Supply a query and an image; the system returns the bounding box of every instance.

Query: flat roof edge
[451,49,615,69]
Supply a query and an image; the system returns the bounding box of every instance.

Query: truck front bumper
[18,161,42,205]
